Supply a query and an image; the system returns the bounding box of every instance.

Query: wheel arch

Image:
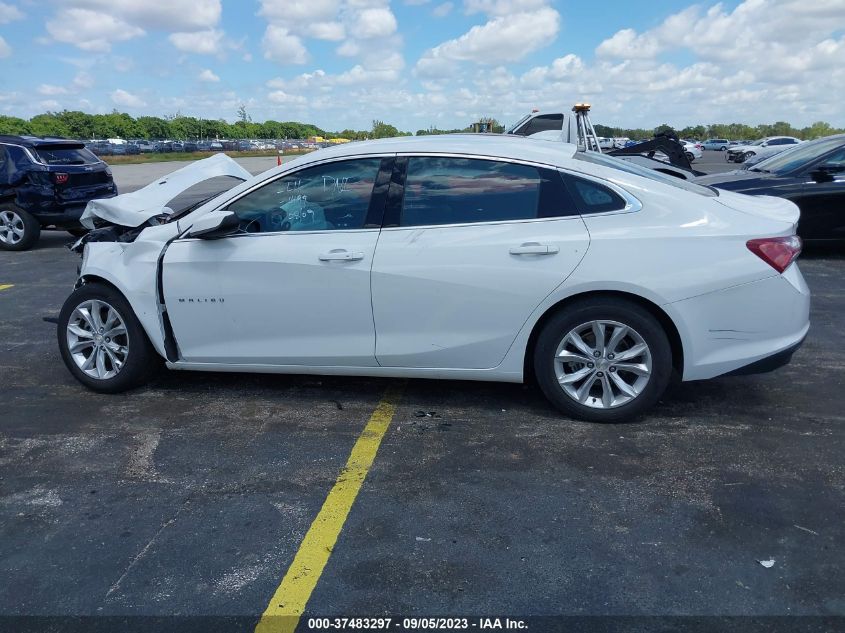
[76,272,167,358]
[523,289,685,382]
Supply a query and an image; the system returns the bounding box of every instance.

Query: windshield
[573,151,718,196]
[750,136,845,174]
[36,146,99,165]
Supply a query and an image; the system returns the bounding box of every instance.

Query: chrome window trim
[558,168,643,216]
[198,150,643,234]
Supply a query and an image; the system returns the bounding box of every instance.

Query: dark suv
[0,135,117,250]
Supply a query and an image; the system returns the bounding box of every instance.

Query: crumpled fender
[80,153,251,229]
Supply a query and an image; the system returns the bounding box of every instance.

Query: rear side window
[35,146,98,165]
[399,157,577,227]
[566,175,627,214]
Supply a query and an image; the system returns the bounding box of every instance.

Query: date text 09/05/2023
[306,617,528,630]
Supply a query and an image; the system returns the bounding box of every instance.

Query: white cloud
[0,35,10,58]
[353,8,398,39]
[169,29,225,55]
[418,6,559,66]
[37,84,68,96]
[72,72,95,90]
[464,0,548,15]
[62,0,220,31]
[267,90,307,104]
[199,68,220,82]
[46,9,145,52]
[0,2,24,24]
[433,2,453,17]
[263,25,308,64]
[44,1,223,52]
[310,21,346,41]
[110,88,146,108]
[258,0,340,25]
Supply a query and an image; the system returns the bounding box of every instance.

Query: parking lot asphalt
[1,152,843,631]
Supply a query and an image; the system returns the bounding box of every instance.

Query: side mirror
[811,163,844,182]
[184,210,240,239]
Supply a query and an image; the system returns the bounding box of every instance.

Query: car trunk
[715,189,800,228]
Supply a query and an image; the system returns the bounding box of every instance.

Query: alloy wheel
[0,210,25,245]
[554,319,652,409]
[66,299,130,380]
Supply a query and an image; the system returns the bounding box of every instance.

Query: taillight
[54,173,69,184]
[747,235,802,273]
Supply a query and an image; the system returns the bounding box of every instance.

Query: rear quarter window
[565,175,627,214]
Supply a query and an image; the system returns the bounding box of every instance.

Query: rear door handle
[318,249,365,262]
[509,242,559,255]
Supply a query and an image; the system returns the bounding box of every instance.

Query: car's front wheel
[533,298,672,423]
[57,283,160,393]
[743,151,755,162]
[0,204,40,251]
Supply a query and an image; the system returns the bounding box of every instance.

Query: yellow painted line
[255,384,404,633]
[0,284,13,292]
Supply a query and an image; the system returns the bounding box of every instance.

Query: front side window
[227,158,381,233]
[400,157,549,227]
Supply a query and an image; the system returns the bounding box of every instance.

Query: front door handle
[509,242,559,255]
[318,249,365,262]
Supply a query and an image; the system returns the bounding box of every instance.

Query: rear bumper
[725,336,805,376]
[667,264,811,381]
[29,190,118,227]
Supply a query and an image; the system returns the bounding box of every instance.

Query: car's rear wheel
[533,298,672,423]
[685,151,695,162]
[57,283,160,393]
[720,145,727,151]
[0,204,40,251]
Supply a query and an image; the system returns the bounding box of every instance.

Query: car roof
[0,134,85,148]
[293,133,579,167]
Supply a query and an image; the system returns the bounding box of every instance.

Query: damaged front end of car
[69,153,252,254]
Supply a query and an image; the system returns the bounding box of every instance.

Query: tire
[0,204,40,251]
[720,146,727,151]
[533,298,672,423]
[685,151,695,162]
[67,228,88,238]
[743,152,755,162]
[57,283,161,393]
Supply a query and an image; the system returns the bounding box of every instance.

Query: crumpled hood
[80,153,252,229]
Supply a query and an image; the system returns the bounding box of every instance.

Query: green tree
[371,119,399,139]
[0,116,31,135]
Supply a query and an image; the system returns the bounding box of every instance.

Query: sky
[0,0,843,132]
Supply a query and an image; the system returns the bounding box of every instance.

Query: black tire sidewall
[57,283,159,393]
[533,299,673,423]
[0,204,40,251]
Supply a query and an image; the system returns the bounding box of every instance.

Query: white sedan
[57,135,809,422]
[681,141,703,162]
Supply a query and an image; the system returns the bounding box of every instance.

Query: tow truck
[505,104,703,180]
